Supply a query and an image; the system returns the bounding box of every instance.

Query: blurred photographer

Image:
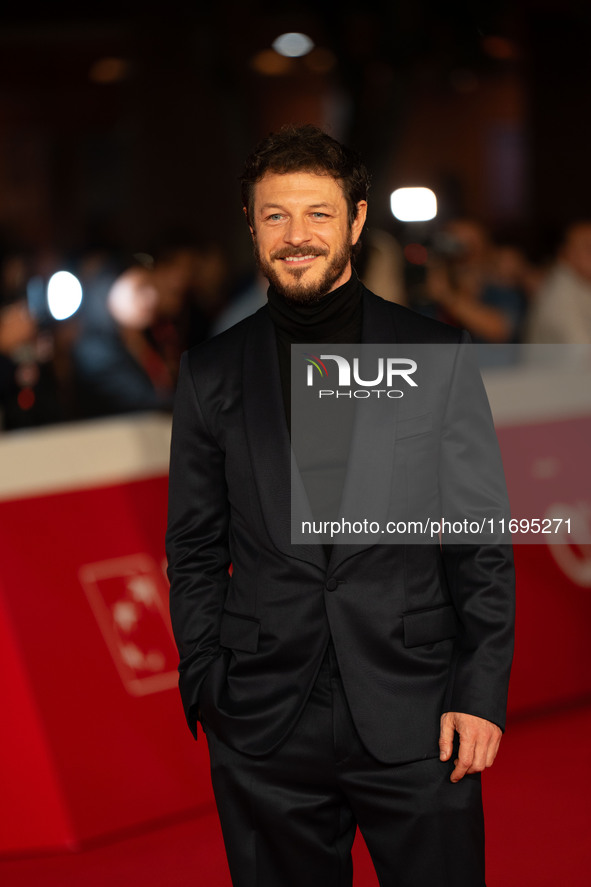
[423,220,526,345]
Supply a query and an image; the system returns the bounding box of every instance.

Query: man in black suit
[166,125,514,887]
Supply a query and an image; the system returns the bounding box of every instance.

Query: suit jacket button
[326,577,338,591]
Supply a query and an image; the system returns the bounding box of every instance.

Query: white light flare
[47,271,83,321]
[390,188,437,222]
[272,33,314,58]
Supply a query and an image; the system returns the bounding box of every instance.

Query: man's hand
[439,711,502,783]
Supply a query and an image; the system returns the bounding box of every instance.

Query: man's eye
[312,212,328,218]
[267,213,284,221]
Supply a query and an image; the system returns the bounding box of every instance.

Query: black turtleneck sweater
[267,274,363,552]
[267,272,363,431]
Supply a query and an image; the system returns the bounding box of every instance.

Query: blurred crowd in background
[1,214,590,432]
[1,1,590,433]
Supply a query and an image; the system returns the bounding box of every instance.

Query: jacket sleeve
[440,334,515,730]
[166,351,231,738]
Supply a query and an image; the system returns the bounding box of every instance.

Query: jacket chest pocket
[395,411,432,440]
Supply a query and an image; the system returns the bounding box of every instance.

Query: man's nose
[284,216,311,245]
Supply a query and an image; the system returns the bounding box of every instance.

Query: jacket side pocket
[219,610,260,653]
[402,604,457,647]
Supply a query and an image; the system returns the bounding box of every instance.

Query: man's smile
[281,254,319,267]
[271,248,328,266]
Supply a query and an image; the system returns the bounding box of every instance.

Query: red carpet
[2,704,589,887]
[485,703,591,887]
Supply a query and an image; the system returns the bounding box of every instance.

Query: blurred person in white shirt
[527,222,591,344]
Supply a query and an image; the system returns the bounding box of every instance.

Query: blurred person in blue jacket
[72,262,174,419]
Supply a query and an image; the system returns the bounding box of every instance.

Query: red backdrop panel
[496,417,591,716]
[0,476,213,854]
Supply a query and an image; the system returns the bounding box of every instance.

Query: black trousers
[204,646,485,887]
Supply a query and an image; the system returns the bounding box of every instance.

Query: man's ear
[243,206,255,239]
[351,200,368,246]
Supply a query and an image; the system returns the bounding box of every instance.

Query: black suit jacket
[166,287,515,764]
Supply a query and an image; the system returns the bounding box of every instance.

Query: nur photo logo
[304,352,418,399]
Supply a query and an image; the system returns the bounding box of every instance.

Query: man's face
[249,171,367,304]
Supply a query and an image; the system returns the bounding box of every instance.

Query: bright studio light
[47,271,83,321]
[390,188,437,222]
[272,33,314,58]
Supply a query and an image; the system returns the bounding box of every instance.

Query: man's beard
[254,235,352,305]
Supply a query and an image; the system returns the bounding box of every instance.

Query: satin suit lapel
[329,291,400,571]
[243,307,326,570]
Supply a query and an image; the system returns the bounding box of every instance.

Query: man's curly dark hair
[241,124,370,229]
